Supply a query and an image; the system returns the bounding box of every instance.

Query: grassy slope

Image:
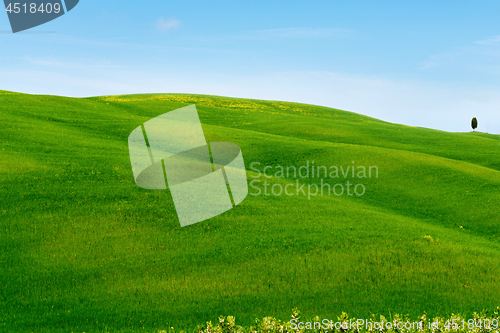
[0,90,499,332]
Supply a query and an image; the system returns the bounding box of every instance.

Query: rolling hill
[1,90,499,332]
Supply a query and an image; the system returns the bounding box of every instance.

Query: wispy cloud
[420,35,500,71]
[190,27,351,43]
[246,27,349,39]
[25,57,121,69]
[475,36,500,45]
[155,17,180,32]
[420,53,456,69]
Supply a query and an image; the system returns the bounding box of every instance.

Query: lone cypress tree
[471,117,478,132]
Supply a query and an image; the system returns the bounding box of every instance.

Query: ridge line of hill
[203,123,500,175]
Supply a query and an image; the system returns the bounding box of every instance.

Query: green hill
[1,90,499,332]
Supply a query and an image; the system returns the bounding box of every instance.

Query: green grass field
[1,90,499,332]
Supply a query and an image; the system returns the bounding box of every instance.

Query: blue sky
[1,0,500,133]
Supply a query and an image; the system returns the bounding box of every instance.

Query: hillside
[1,90,499,332]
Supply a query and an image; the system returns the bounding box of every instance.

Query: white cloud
[420,53,456,69]
[155,18,180,32]
[25,57,121,69]
[420,36,500,73]
[189,27,351,43]
[475,36,500,45]
[246,27,350,39]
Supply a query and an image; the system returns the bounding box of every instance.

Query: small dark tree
[471,117,478,132]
